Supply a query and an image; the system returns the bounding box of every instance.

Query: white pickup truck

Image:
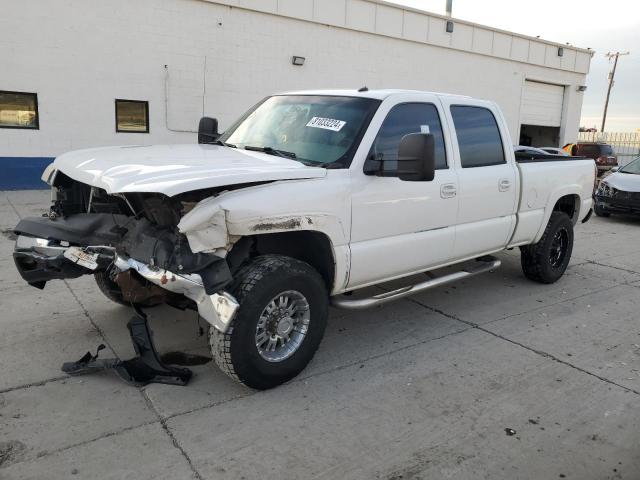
[13,89,596,389]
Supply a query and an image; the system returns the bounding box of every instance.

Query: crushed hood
[45,144,327,196]
[603,172,640,193]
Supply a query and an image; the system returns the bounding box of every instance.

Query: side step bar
[331,256,501,310]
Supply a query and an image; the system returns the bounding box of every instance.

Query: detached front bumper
[13,235,239,333]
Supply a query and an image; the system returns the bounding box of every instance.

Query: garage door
[521,81,564,127]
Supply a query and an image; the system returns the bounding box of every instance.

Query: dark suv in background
[574,143,617,176]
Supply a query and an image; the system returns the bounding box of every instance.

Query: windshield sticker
[306,117,346,132]
[420,125,430,134]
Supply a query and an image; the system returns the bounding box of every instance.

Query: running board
[331,256,501,310]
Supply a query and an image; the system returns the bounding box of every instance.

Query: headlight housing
[597,182,611,196]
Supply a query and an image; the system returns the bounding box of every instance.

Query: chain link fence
[578,132,640,166]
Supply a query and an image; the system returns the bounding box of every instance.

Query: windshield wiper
[244,145,297,159]
[211,139,236,148]
[302,162,343,169]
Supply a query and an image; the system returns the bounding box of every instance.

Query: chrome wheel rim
[255,290,310,362]
[549,228,569,269]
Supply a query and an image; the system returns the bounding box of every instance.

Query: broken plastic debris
[505,428,516,436]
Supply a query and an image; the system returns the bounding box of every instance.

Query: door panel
[444,103,518,259]
[348,98,459,289]
[349,169,459,287]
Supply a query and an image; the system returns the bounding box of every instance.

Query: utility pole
[601,51,630,132]
[446,0,453,16]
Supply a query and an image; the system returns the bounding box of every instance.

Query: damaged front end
[12,172,239,334]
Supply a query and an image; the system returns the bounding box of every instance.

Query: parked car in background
[541,147,570,156]
[570,143,617,176]
[594,156,640,217]
[514,145,550,156]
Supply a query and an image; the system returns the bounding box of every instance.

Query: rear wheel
[210,255,328,390]
[520,212,574,284]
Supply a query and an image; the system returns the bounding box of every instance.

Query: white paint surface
[43,90,595,293]
[0,0,591,160]
[47,144,326,196]
[521,81,565,127]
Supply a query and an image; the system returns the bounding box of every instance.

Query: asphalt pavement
[1,189,639,480]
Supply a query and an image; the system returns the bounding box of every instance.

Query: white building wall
[0,0,591,160]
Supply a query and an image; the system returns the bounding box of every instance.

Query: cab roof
[278,89,472,101]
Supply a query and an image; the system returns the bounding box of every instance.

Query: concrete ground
[1,189,639,480]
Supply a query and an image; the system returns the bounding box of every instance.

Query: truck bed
[509,155,596,247]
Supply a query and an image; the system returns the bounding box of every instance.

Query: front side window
[115,99,149,133]
[220,95,380,167]
[0,91,39,129]
[451,106,505,168]
[368,103,447,174]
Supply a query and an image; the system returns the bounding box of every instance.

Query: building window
[0,91,39,129]
[115,99,149,133]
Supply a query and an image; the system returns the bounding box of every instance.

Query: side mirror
[198,117,219,144]
[397,133,436,181]
[610,166,619,173]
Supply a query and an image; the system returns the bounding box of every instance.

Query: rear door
[440,100,519,259]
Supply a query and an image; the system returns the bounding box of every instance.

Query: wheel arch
[533,190,582,243]
[227,230,340,294]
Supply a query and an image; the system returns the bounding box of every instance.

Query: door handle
[440,183,457,199]
[499,179,511,192]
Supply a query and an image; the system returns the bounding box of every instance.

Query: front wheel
[209,255,328,390]
[520,212,574,284]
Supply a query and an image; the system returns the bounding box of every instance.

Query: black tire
[520,212,574,284]
[209,255,328,390]
[594,203,610,217]
[94,271,130,306]
[94,271,162,308]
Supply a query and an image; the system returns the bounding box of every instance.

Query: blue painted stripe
[0,157,54,190]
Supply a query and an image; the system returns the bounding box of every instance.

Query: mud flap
[61,308,192,386]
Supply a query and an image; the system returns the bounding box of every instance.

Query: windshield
[219,95,380,167]
[620,156,640,174]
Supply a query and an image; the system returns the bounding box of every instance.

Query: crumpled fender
[177,180,349,255]
[177,197,229,253]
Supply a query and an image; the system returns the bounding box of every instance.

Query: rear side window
[580,144,613,156]
[369,103,447,173]
[600,145,614,155]
[450,106,505,168]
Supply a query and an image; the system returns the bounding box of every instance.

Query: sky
[389,0,640,132]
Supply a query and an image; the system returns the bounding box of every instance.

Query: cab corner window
[115,99,149,133]
[450,106,505,168]
[0,91,39,129]
[368,103,447,174]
